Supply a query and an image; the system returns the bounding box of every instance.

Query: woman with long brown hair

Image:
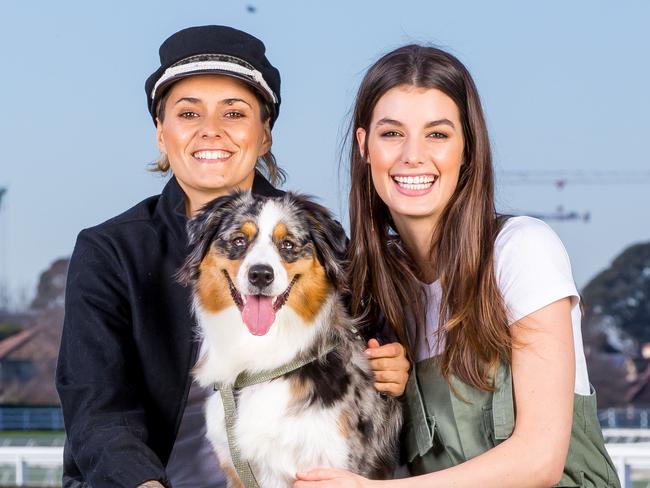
[295,45,619,487]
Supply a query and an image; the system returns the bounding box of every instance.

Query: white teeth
[392,175,437,189]
[193,150,232,160]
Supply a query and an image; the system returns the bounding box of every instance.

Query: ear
[290,194,348,290]
[355,127,367,160]
[156,118,166,154]
[259,119,272,156]
[175,192,249,285]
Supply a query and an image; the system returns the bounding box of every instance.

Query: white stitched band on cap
[151,60,278,104]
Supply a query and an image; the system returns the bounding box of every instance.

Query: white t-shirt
[411,216,590,395]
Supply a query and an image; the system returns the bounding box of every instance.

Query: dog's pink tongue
[242,295,276,336]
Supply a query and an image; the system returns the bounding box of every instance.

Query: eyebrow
[173,97,252,108]
[375,117,456,129]
[174,96,201,105]
[222,97,252,108]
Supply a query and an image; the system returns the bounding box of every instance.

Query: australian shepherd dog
[177,192,402,488]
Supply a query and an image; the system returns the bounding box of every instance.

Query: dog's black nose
[248,264,274,288]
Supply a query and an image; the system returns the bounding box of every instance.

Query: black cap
[145,25,281,126]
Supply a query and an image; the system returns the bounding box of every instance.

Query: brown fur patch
[272,223,289,242]
[285,255,331,323]
[288,375,312,408]
[337,411,350,438]
[197,251,242,313]
[241,221,257,240]
[220,462,245,488]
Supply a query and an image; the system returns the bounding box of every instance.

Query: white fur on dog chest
[205,379,349,488]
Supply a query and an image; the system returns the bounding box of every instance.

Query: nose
[200,113,224,139]
[248,264,274,288]
[402,136,425,166]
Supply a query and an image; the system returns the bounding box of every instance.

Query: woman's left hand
[294,468,378,487]
[365,339,410,397]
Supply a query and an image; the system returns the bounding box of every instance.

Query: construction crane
[497,170,650,222]
[499,170,650,187]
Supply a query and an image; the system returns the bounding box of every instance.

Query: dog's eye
[232,236,247,248]
[279,239,294,251]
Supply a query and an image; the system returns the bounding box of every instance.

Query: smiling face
[356,85,464,234]
[183,194,336,337]
[156,74,271,214]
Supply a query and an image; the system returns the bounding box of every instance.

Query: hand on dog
[365,339,410,397]
[294,468,380,487]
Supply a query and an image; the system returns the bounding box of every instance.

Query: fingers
[372,365,409,396]
[366,341,410,397]
[294,467,355,487]
[374,380,407,397]
[366,338,381,349]
[372,369,409,385]
[364,341,404,360]
[295,468,347,480]
[367,356,409,372]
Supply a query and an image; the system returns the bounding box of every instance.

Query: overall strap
[491,363,515,440]
[214,341,338,488]
[404,362,436,459]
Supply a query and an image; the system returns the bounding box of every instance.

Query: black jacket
[56,174,283,488]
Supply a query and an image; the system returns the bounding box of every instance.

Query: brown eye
[232,236,247,248]
[280,239,294,251]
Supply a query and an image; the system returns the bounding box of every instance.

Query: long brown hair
[347,45,510,390]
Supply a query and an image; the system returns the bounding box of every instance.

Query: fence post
[607,408,616,428]
[613,457,630,488]
[15,454,25,486]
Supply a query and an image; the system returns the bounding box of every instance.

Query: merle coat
[56,174,283,488]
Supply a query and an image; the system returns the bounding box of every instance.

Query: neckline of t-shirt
[423,280,442,297]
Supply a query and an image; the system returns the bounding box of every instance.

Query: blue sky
[1,0,649,305]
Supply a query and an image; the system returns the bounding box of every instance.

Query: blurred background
[0,0,649,486]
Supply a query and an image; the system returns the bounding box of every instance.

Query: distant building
[626,362,650,406]
[0,322,61,406]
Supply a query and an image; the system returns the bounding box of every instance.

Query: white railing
[606,442,650,487]
[0,441,648,487]
[0,446,63,486]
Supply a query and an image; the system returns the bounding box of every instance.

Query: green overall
[402,357,620,487]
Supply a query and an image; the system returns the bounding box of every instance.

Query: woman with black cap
[56,25,410,488]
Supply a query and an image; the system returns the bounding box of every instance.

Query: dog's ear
[290,194,349,290]
[176,192,248,286]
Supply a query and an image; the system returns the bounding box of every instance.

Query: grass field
[0,432,64,448]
